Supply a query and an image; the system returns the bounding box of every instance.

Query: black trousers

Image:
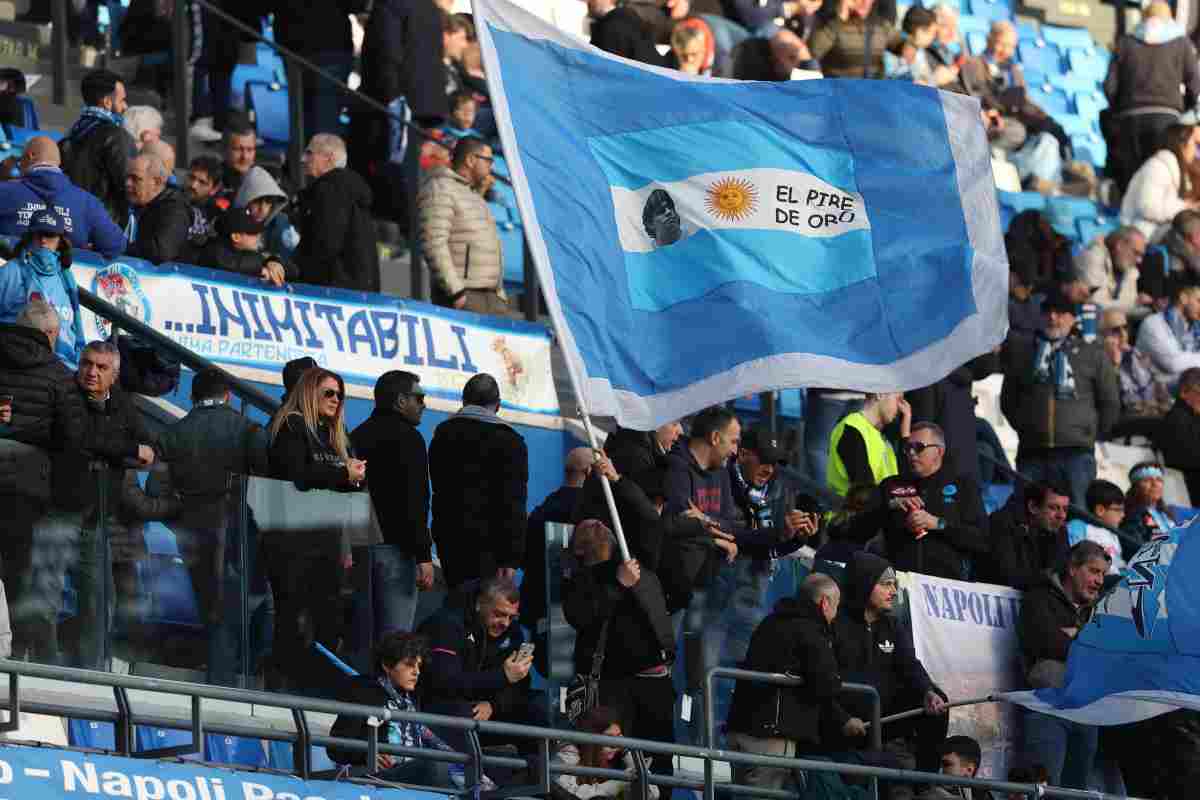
[262,530,342,690]
[601,673,677,776]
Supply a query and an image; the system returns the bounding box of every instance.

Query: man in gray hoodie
[233,165,300,261]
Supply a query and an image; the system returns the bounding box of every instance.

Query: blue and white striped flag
[476,0,1008,428]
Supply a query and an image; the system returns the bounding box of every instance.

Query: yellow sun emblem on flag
[705,177,758,222]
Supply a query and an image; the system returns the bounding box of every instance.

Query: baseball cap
[28,208,65,235]
[219,207,266,237]
[1040,287,1077,314]
[741,424,787,464]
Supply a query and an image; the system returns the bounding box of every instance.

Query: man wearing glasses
[351,371,436,643]
[417,137,515,318]
[847,421,989,581]
[1073,225,1146,317]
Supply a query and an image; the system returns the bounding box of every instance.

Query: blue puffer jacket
[0,167,127,259]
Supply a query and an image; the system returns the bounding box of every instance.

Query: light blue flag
[1004,520,1200,724]
[475,0,1008,428]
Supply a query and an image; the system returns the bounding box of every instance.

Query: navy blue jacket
[0,167,127,259]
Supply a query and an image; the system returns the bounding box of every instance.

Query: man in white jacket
[1136,281,1200,386]
[1073,226,1147,315]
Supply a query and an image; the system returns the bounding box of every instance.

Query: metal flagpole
[866,695,1000,728]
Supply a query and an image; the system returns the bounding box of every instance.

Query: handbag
[562,616,610,724]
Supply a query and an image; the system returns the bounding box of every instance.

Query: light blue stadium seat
[966,31,987,55]
[136,555,201,627]
[246,80,290,149]
[206,735,269,768]
[1066,46,1110,81]
[143,522,180,557]
[15,96,38,129]
[69,720,116,750]
[1077,215,1119,243]
[1049,73,1102,93]
[1040,24,1094,52]
[499,219,526,287]
[1071,132,1107,169]
[1014,19,1039,40]
[957,14,991,36]
[136,726,195,755]
[982,483,1014,514]
[1046,195,1100,237]
[966,0,1013,21]
[1026,84,1071,115]
[1072,89,1108,123]
[997,190,1047,214]
[1022,68,1049,89]
[1018,41,1064,75]
[1057,115,1095,138]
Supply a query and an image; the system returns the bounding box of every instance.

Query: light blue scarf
[65,105,125,144]
[1032,332,1077,400]
[1165,306,1200,353]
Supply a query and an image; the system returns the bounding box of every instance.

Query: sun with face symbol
[705,177,758,222]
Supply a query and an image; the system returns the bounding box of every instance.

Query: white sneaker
[189,117,223,143]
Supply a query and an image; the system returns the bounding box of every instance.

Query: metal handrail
[77,286,280,416]
[0,659,1140,800]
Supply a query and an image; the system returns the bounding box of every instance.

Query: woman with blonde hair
[264,366,365,690]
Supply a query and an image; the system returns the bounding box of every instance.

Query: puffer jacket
[416,166,504,300]
[1000,332,1120,451]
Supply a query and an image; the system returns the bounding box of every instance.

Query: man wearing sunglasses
[849,421,989,581]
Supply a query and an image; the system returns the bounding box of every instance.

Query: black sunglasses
[322,388,343,401]
[904,441,943,455]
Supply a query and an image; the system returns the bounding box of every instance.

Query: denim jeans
[349,545,419,659]
[1010,131,1064,184]
[803,395,864,487]
[1023,709,1098,789]
[1016,449,1097,509]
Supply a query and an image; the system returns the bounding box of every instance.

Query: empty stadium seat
[1014,19,1039,40]
[69,719,116,750]
[15,96,39,130]
[1022,69,1049,89]
[1057,115,1095,138]
[957,14,992,36]
[966,0,1013,21]
[206,735,269,768]
[136,555,202,628]
[1077,215,1119,243]
[1026,84,1071,116]
[230,64,277,112]
[996,190,1047,214]
[966,31,987,55]
[1040,24,1094,52]
[1072,89,1108,122]
[143,522,180,557]
[246,80,290,150]
[1045,195,1100,236]
[1066,46,1109,80]
[1049,74,1102,93]
[1070,132,1107,169]
[1017,41,1064,76]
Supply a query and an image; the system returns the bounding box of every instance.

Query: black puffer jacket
[0,323,84,451]
[831,552,939,717]
[128,186,193,265]
[60,119,135,227]
[727,595,850,750]
[294,168,380,292]
[0,323,84,500]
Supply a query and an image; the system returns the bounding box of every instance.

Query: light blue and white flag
[1004,520,1200,725]
[475,0,1007,428]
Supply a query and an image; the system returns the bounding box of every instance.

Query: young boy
[437,91,484,148]
[1066,480,1127,573]
[887,6,940,85]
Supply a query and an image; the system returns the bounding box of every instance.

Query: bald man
[521,446,596,673]
[0,135,127,258]
[125,152,193,264]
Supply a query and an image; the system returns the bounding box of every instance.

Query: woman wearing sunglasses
[264,366,366,690]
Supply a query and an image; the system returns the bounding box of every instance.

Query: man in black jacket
[295,134,381,292]
[1018,540,1108,789]
[563,519,676,774]
[126,152,192,264]
[429,373,528,590]
[156,368,269,683]
[727,573,858,793]
[185,207,294,286]
[1155,367,1200,502]
[351,371,435,650]
[603,421,682,477]
[0,301,85,659]
[851,422,989,581]
[417,577,534,748]
[60,69,135,227]
[979,482,1070,589]
[831,552,949,774]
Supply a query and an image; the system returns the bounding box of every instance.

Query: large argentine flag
[1004,520,1200,725]
[476,0,1008,428]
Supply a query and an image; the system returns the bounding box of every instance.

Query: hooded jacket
[233,166,299,260]
[417,581,528,715]
[1018,570,1094,689]
[59,115,135,227]
[416,166,504,301]
[294,167,380,292]
[0,247,85,370]
[128,185,193,265]
[1000,331,1120,451]
[831,552,938,716]
[0,323,84,498]
[1105,19,1200,115]
[0,167,127,258]
[428,405,528,585]
[726,595,850,749]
